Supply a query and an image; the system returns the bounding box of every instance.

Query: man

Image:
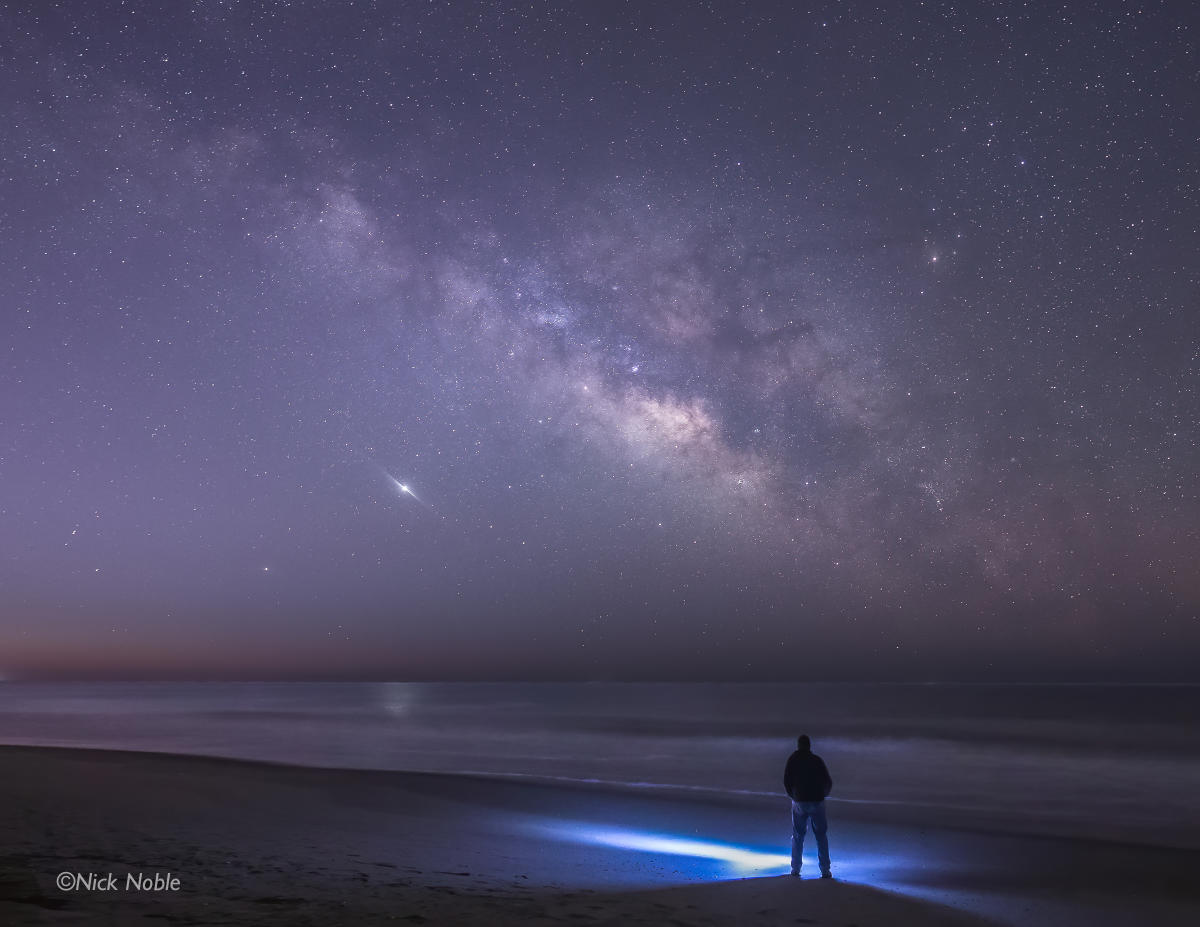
[783,734,833,878]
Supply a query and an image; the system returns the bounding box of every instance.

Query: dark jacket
[783,749,833,802]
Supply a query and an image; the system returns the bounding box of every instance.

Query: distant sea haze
[2,682,1196,849]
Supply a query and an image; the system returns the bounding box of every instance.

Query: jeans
[791,800,830,874]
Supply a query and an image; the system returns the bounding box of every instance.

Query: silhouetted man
[783,734,832,878]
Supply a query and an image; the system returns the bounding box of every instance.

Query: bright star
[383,470,423,504]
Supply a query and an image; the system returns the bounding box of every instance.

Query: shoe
[820,871,833,879]
[789,869,800,878]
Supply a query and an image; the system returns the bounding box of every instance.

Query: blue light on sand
[538,823,792,876]
[582,828,792,872]
[534,820,901,884]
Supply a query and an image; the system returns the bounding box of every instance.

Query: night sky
[3,1,1196,681]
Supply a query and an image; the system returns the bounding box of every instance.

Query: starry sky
[2,1,1197,681]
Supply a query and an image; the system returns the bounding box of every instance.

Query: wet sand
[1,746,1195,926]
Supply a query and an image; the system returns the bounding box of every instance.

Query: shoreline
[2,744,1197,926]
[4,741,1195,853]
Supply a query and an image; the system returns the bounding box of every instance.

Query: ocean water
[1,681,1197,849]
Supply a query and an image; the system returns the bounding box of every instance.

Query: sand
[1,746,1196,926]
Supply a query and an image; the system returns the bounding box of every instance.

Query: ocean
[1,681,1196,849]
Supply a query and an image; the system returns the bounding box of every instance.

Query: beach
[2,745,1197,926]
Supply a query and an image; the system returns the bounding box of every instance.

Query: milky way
[2,2,1196,680]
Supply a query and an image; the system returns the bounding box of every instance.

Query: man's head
[797,734,811,751]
